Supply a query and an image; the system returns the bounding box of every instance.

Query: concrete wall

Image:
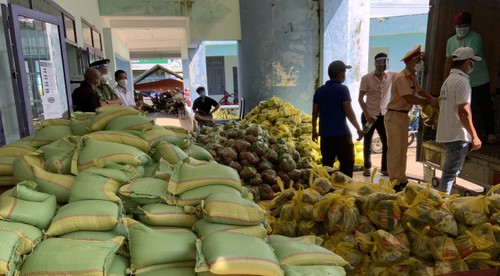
[98,0,241,42]
[238,0,320,114]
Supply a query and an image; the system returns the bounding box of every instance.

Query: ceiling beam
[108,18,187,29]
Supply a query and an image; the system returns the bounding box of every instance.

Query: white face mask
[118,79,127,87]
[414,62,424,72]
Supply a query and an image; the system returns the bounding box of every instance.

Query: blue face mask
[199,92,206,97]
[456,27,470,37]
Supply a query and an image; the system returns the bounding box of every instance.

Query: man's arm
[443,57,453,80]
[403,94,438,106]
[312,103,319,142]
[210,104,220,114]
[458,102,482,150]
[343,100,364,141]
[358,90,375,123]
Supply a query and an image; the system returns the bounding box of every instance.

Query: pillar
[238,0,320,114]
[187,42,207,104]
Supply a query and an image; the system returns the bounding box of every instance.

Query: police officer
[89,59,121,105]
[384,46,438,191]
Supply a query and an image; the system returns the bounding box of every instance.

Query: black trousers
[361,113,388,171]
[471,82,495,135]
[320,135,354,177]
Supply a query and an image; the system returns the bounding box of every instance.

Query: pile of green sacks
[0,106,348,276]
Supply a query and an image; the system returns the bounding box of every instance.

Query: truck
[418,0,500,195]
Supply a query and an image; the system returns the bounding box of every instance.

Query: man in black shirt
[192,86,220,127]
[72,68,101,112]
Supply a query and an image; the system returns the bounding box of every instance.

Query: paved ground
[149,111,482,194]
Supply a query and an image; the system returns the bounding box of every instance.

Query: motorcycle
[219,90,238,105]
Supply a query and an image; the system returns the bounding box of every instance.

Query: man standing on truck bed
[385,46,438,191]
[358,53,396,177]
[437,47,482,195]
[444,11,497,144]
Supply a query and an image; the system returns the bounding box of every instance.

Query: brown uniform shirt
[386,68,422,112]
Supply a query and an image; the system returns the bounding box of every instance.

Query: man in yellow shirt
[385,46,438,190]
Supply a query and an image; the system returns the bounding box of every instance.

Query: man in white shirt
[113,70,141,110]
[436,47,482,194]
[358,53,397,177]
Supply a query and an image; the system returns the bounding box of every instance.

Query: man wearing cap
[444,11,496,144]
[72,67,101,112]
[385,46,438,190]
[312,60,364,177]
[358,53,397,177]
[89,59,121,106]
[437,47,482,194]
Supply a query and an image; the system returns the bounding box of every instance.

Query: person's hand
[356,129,364,141]
[312,131,319,142]
[470,137,482,151]
[428,97,439,107]
[367,116,377,124]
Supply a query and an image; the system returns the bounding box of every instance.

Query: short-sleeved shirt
[313,80,351,137]
[113,86,136,107]
[446,31,489,87]
[360,71,397,116]
[94,84,117,102]
[436,69,472,143]
[386,68,422,112]
[192,96,218,115]
[72,81,101,112]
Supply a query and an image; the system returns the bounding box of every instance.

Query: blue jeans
[439,141,469,194]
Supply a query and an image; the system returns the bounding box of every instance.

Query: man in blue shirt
[312,60,364,177]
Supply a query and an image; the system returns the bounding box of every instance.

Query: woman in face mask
[113,69,141,110]
[443,11,497,144]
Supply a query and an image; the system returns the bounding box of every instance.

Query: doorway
[2,4,71,137]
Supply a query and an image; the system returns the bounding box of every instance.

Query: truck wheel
[431,177,440,188]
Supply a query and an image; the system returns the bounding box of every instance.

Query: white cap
[452,47,481,61]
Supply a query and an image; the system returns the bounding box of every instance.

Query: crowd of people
[313,11,496,194]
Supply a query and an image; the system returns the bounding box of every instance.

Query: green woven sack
[73,138,151,174]
[40,119,72,128]
[145,125,191,148]
[0,181,57,229]
[0,176,16,187]
[90,108,140,131]
[133,262,196,276]
[29,125,73,148]
[202,193,265,226]
[168,162,242,195]
[13,151,44,183]
[40,136,79,174]
[0,229,21,276]
[105,115,154,132]
[85,130,150,153]
[0,140,36,158]
[81,161,142,182]
[281,264,346,276]
[32,166,74,204]
[70,119,91,136]
[143,162,158,177]
[125,218,197,269]
[108,255,129,276]
[0,220,43,254]
[119,177,169,205]
[46,200,120,236]
[71,111,96,121]
[60,230,129,258]
[135,204,198,228]
[0,157,15,176]
[183,144,213,162]
[69,172,121,203]
[270,239,348,267]
[169,185,241,207]
[19,237,124,276]
[192,219,268,240]
[195,232,281,276]
[153,141,189,165]
[153,159,173,181]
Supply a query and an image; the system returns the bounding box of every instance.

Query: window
[206,56,225,96]
[64,15,76,44]
[82,19,102,51]
[9,0,77,44]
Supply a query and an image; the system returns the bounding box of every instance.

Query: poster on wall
[40,60,63,119]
